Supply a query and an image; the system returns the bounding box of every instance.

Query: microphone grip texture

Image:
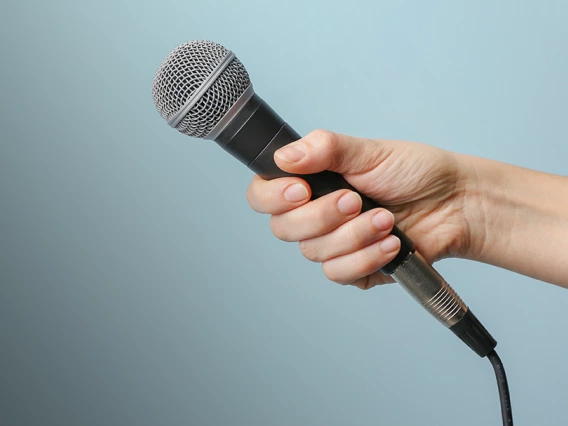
[248,123,414,275]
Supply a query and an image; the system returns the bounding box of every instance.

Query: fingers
[246,175,312,215]
[273,129,391,175]
[298,208,395,262]
[295,207,400,289]
[269,190,362,242]
[249,129,402,290]
[322,235,401,285]
[351,271,395,290]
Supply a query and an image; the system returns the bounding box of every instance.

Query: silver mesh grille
[152,40,251,139]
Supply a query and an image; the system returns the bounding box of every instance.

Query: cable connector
[449,310,497,357]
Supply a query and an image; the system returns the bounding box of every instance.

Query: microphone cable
[487,350,514,425]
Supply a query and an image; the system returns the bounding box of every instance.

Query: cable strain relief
[449,310,497,357]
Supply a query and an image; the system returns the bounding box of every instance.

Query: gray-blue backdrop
[2,1,567,425]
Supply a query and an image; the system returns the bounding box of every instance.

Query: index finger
[246,174,312,215]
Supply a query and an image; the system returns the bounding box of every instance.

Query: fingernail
[379,235,400,253]
[372,210,394,231]
[284,183,309,202]
[275,144,306,162]
[337,192,361,215]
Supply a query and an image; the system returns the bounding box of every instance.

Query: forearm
[459,154,568,287]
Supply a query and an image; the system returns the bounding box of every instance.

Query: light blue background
[2,1,567,425]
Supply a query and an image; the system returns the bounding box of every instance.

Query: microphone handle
[217,92,497,357]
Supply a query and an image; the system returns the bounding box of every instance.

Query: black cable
[487,350,513,425]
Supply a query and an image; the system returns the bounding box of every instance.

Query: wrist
[456,153,568,286]
[452,153,493,263]
[456,154,514,264]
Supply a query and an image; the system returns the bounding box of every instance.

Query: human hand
[246,130,479,290]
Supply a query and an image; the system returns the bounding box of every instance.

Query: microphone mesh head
[152,40,251,139]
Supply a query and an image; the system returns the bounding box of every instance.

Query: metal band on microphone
[168,50,236,128]
[206,84,256,140]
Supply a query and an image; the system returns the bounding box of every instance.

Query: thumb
[273,129,389,175]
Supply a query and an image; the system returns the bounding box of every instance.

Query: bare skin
[246,130,568,290]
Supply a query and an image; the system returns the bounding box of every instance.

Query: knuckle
[308,129,337,151]
[247,192,264,213]
[270,215,298,243]
[311,204,329,235]
[354,249,379,277]
[345,218,364,247]
[246,181,269,213]
[269,216,291,241]
[299,240,321,262]
[321,262,340,283]
[299,201,327,236]
[245,183,258,210]
[321,262,348,284]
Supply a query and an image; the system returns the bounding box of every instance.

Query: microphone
[152,40,497,358]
